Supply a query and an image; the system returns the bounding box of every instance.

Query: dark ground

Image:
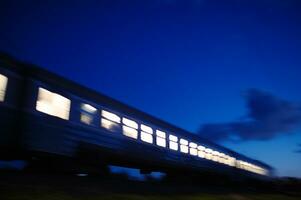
[1,171,301,200]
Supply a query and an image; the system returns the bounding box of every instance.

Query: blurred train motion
[0,53,273,179]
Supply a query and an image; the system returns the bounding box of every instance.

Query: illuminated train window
[198,145,205,158]
[189,142,198,156]
[228,157,236,167]
[204,148,213,160]
[101,110,120,132]
[80,103,97,125]
[122,117,138,139]
[180,139,188,153]
[169,134,178,151]
[140,124,153,144]
[211,151,218,162]
[216,152,223,163]
[156,130,166,147]
[0,74,8,102]
[102,110,121,123]
[36,88,71,120]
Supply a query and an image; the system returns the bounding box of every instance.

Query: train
[0,53,273,178]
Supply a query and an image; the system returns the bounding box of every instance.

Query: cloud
[294,144,301,153]
[198,89,301,142]
[294,150,301,153]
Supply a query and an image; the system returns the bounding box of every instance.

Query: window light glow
[80,103,97,125]
[36,88,71,120]
[189,142,197,148]
[217,156,223,163]
[101,118,119,131]
[229,157,236,167]
[198,151,205,158]
[156,130,166,147]
[141,124,153,134]
[169,141,178,151]
[212,155,218,162]
[169,135,178,142]
[180,139,188,145]
[81,103,97,113]
[205,153,212,160]
[198,145,205,151]
[122,117,138,129]
[205,148,213,153]
[219,157,226,164]
[190,148,198,156]
[180,145,189,153]
[0,74,8,102]
[156,137,166,147]
[102,110,120,123]
[235,160,267,175]
[81,113,93,125]
[156,130,166,138]
[122,125,138,139]
[217,152,223,157]
[141,131,153,143]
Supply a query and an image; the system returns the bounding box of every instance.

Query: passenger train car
[0,53,273,178]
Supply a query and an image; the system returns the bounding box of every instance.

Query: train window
[122,117,138,129]
[0,74,8,102]
[197,145,206,158]
[204,148,213,160]
[156,130,165,138]
[122,125,138,139]
[82,103,97,113]
[216,152,222,163]
[180,139,188,153]
[140,124,153,144]
[169,134,178,151]
[80,103,97,125]
[101,118,119,131]
[180,139,188,145]
[205,148,212,154]
[229,157,236,167]
[141,131,153,143]
[224,156,230,166]
[205,153,212,160]
[156,130,166,147]
[189,142,198,156]
[198,145,205,151]
[102,110,120,123]
[198,150,205,158]
[219,153,226,164]
[169,134,178,142]
[219,157,226,164]
[219,152,225,163]
[101,110,121,132]
[141,124,153,134]
[121,117,138,139]
[36,88,71,120]
[169,141,178,151]
[212,151,219,162]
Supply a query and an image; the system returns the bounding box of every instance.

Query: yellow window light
[122,117,138,129]
[169,134,178,142]
[102,110,121,123]
[141,124,153,134]
[156,130,166,138]
[122,125,138,139]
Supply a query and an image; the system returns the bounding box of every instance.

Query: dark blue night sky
[1,0,301,177]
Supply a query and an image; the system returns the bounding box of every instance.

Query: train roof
[0,52,272,169]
